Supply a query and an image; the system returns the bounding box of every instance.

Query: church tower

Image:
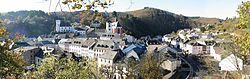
[56,20,61,32]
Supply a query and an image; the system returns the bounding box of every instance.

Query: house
[122,44,146,56]
[92,40,121,59]
[34,49,45,66]
[14,46,44,66]
[147,40,163,52]
[160,59,181,79]
[162,34,174,43]
[185,41,206,55]
[200,33,213,39]
[106,18,122,34]
[219,54,243,71]
[210,47,224,61]
[97,50,121,68]
[79,39,96,58]
[74,27,87,35]
[40,46,55,54]
[58,38,96,58]
[99,33,121,40]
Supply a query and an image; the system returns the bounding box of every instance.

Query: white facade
[97,51,118,68]
[75,30,86,35]
[106,22,112,33]
[106,21,122,34]
[210,47,222,61]
[162,34,172,43]
[97,57,114,68]
[58,39,96,58]
[219,54,243,71]
[185,44,204,54]
[55,20,75,33]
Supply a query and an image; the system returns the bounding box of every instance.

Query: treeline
[0,7,221,38]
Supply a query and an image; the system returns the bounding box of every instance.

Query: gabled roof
[220,54,242,64]
[122,44,137,54]
[74,27,86,31]
[125,50,140,61]
[99,51,118,60]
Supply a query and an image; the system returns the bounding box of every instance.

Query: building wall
[21,48,41,65]
[106,22,112,33]
[35,57,43,66]
[97,58,113,68]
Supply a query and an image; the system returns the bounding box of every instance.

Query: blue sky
[0,0,248,19]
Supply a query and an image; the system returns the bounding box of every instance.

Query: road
[158,46,202,79]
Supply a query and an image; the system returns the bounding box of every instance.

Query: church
[55,20,75,33]
[106,18,122,34]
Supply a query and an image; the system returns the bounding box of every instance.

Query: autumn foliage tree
[0,20,25,78]
[139,53,161,79]
[234,1,250,56]
[25,56,91,79]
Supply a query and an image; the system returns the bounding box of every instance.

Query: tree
[200,26,206,33]
[112,11,118,17]
[60,0,114,10]
[237,1,250,29]
[26,56,91,79]
[0,20,25,78]
[139,53,161,79]
[234,1,250,56]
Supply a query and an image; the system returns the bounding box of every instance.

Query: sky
[0,0,248,19]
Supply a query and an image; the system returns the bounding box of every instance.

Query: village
[10,17,249,79]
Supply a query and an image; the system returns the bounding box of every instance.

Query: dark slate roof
[41,41,54,45]
[93,20,100,23]
[147,40,162,45]
[117,22,122,27]
[60,21,71,27]
[190,42,205,46]
[13,42,31,48]
[74,27,86,31]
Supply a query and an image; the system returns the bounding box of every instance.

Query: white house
[58,38,97,58]
[162,34,174,43]
[74,28,87,35]
[92,40,121,59]
[97,51,119,68]
[219,54,243,71]
[185,41,206,54]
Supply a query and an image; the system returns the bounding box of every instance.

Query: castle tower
[56,20,61,32]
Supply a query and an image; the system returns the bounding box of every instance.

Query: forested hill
[0,7,223,37]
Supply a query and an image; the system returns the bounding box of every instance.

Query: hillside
[0,7,223,37]
[120,7,192,37]
[189,17,224,26]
